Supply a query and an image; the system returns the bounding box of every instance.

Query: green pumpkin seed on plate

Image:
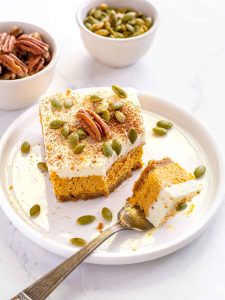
[21,141,30,154]
[156,120,173,130]
[152,127,167,136]
[70,237,87,247]
[194,165,206,178]
[37,162,48,173]
[29,204,41,217]
[77,215,96,225]
[102,207,113,221]
[112,139,122,155]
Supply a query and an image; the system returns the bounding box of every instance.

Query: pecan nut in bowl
[0,21,58,110]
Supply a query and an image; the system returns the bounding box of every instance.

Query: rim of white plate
[0,90,224,265]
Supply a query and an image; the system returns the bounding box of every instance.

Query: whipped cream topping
[147,180,203,227]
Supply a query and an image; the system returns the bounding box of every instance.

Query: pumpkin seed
[100,3,108,11]
[91,22,104,31]
[77,215,96,225]
[61,124,70,137]
[103,142,113,157]
[77,128,87,139]
[70,237,87,247]
[74,144,86,154]
[95,103,109,114]
[111,139,122,155]
[176,203,187,211]
[68,133,79,148]
[111,101,124,110]
[128,128,138,144]
[90,94,103,103]
[113,31,124,38]
[156,120,173,129]
[135,18,145,26]
[88,8,96,16]
[115,111,125,123]
[84,22,92,30]
[37,162,48,172]
[126,23,135,33]
[50,119,65,129]
[109,11,117,26]
[102,207,113,221]
[145,17,153,28]
[94,9,102,19]
[29,204,40,217]
[194,165,206,178]
[122,12,136,23]
[21,141,30,154]
[95,29,110,36]
[101,110,110,122]
[112,84,127,98]
[51,98,62,110]
[64,98,73,109]
[152,127,167,136]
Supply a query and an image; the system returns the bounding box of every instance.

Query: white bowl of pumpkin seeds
[76,0,159,68]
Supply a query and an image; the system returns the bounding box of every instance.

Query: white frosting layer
[56,133,145,178]
[147,180,203,227]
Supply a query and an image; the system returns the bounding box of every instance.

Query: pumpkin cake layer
[128,158,203,227]
[40,87,145,201]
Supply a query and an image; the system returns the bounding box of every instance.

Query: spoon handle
[11,222,124,300]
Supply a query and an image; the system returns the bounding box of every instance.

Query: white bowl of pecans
[76,0,159,68]
[0,21,58,110]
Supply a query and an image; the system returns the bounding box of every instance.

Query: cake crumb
[9,185,13,191]
[97,222,104,233]
[186,203,195,216]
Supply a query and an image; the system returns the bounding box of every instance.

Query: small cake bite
[128,158,203,227]
[40,86,145,201]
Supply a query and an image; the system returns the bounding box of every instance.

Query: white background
[0,0,225,299]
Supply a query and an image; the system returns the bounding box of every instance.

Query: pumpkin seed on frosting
[50,119,65,129]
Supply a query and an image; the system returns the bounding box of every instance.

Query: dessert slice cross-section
[128,158,203,227]
[40,87,145,201]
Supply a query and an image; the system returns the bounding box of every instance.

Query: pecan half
[26,55,45,75]
[8,26,23,37]
[0,33,16,53]
[76,109,112,141]
[0,53,28,77]
[16,34,49,55]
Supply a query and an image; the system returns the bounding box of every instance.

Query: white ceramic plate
[0,90,224,265]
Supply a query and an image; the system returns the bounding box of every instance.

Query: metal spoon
[11,204,153,300]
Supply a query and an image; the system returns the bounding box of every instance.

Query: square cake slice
[40,87,145,201]
[128,158,203,227]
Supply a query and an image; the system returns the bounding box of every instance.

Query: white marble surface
[0,0,225,299]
